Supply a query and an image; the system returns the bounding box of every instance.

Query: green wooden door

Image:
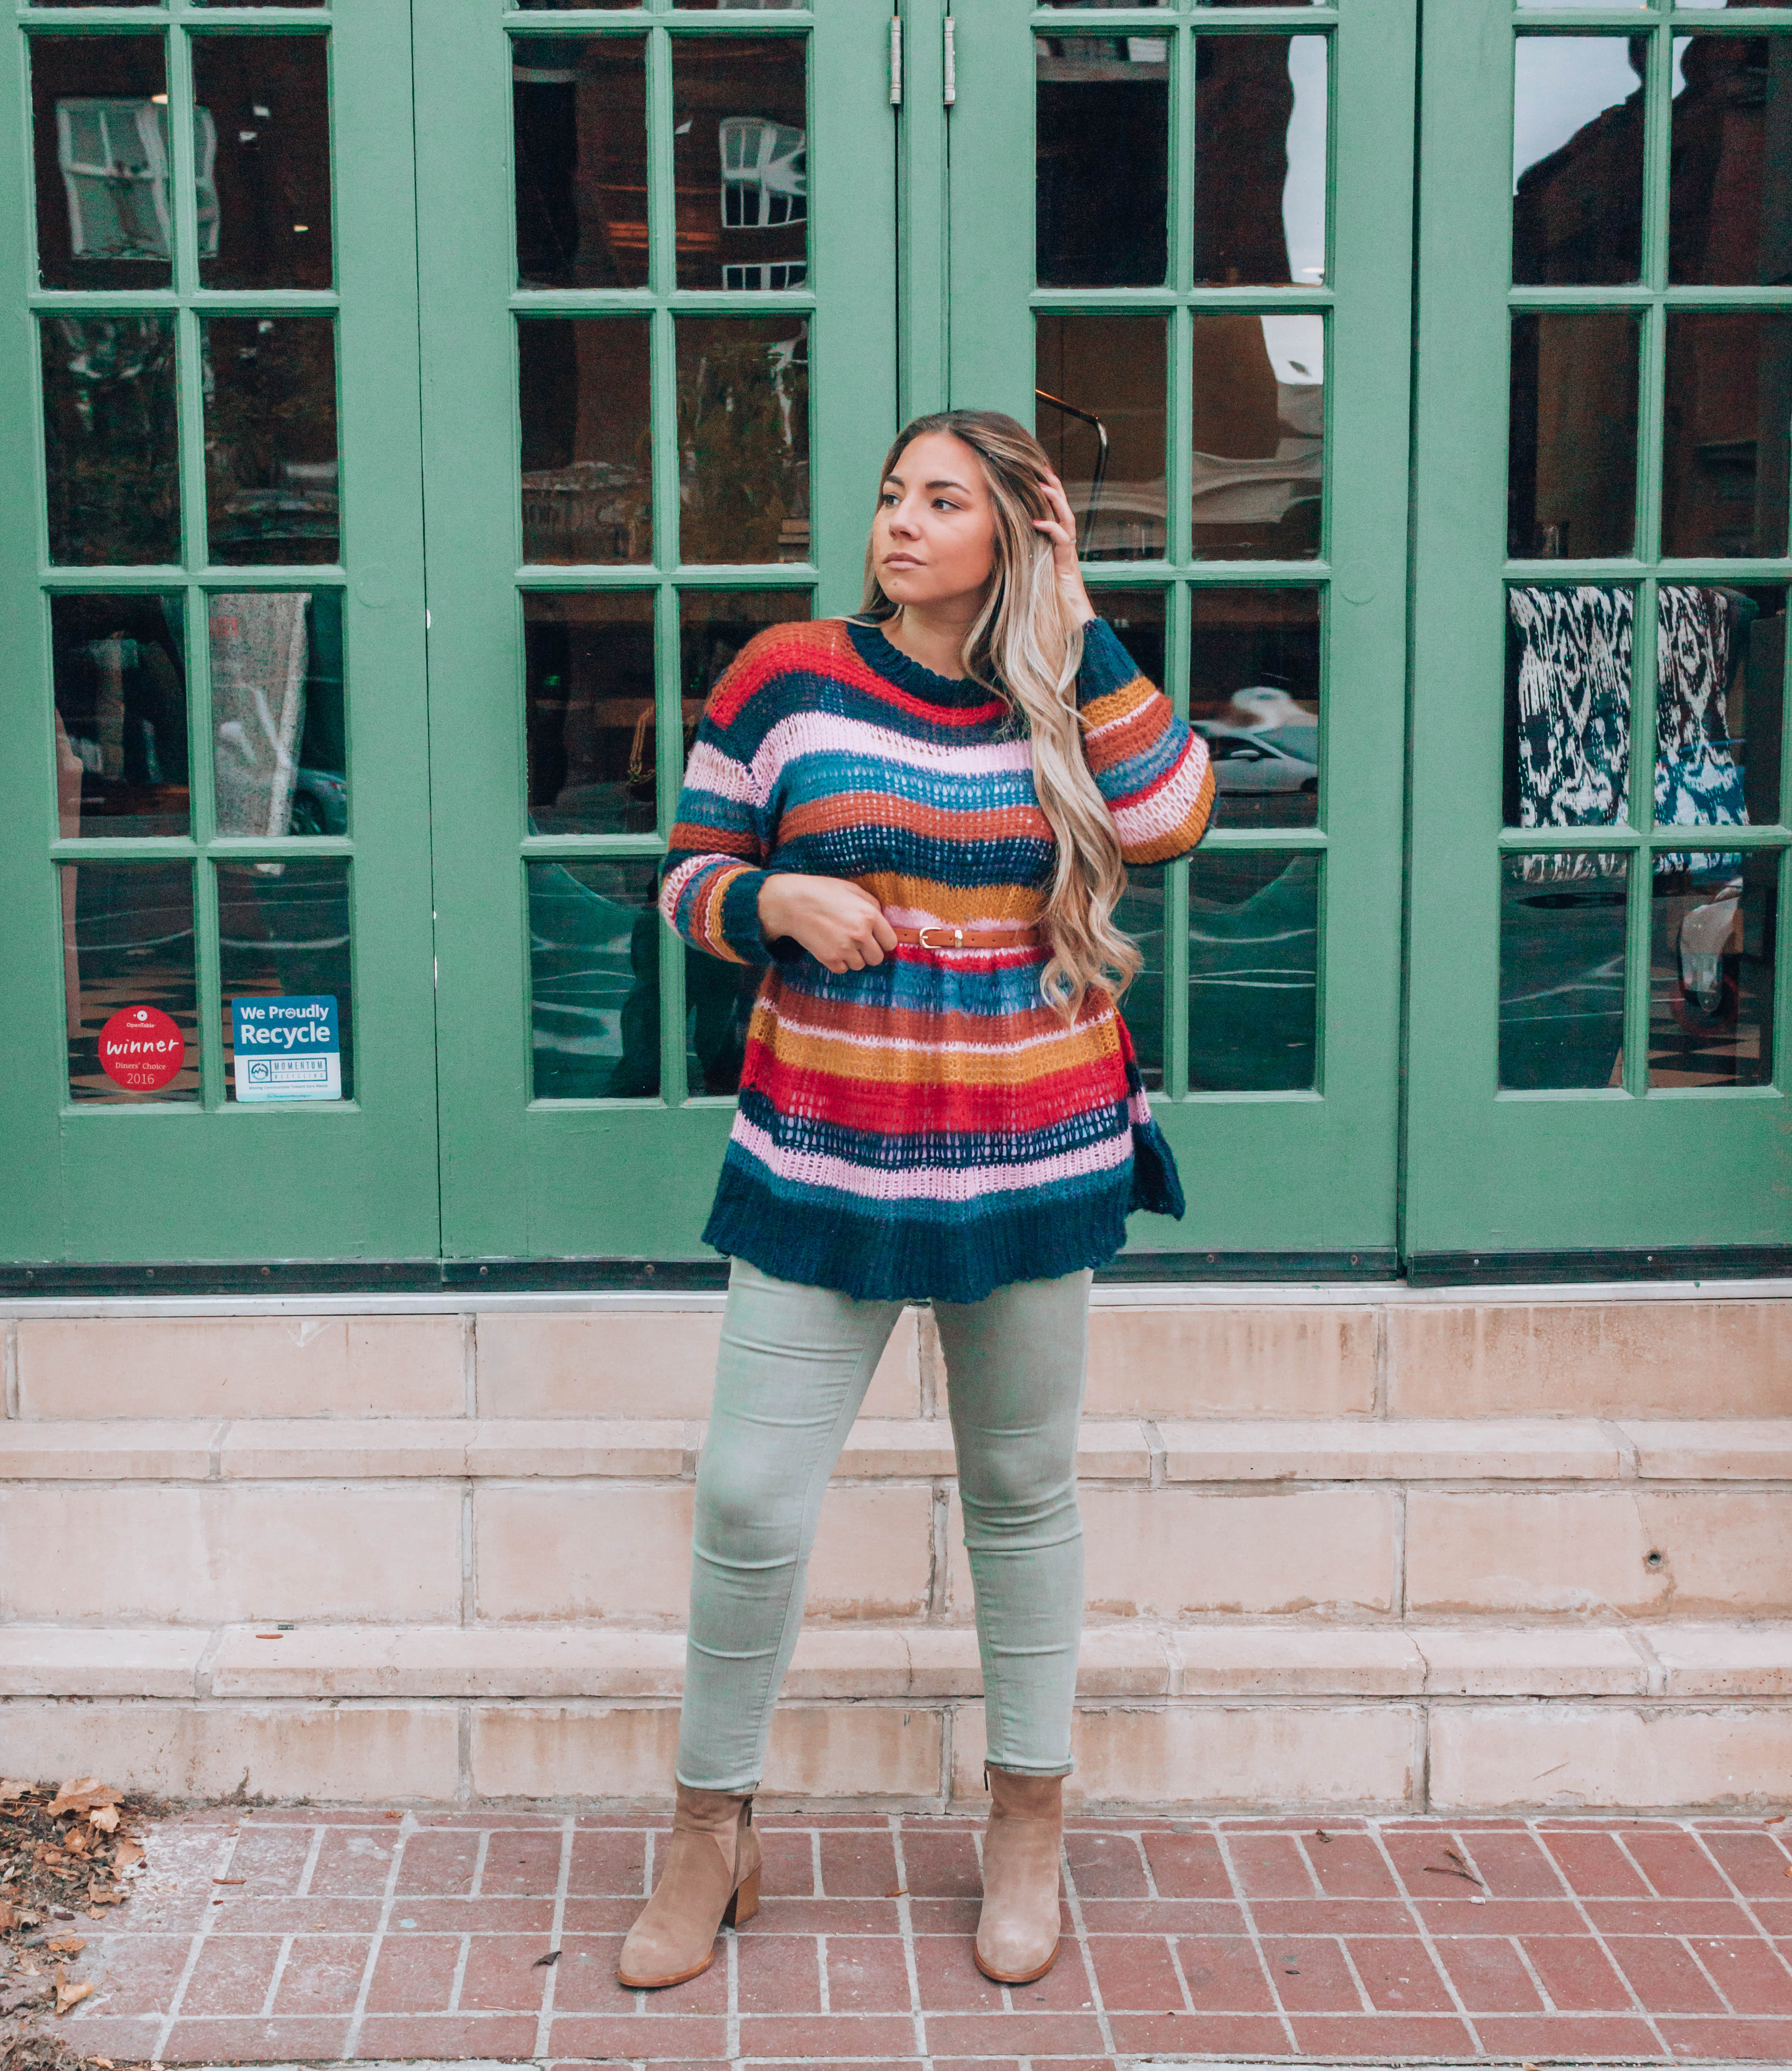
[1407,0,1792,1267]
[939,0,1416,1266]
[0,0,439,1268]
[418,0,898,1264]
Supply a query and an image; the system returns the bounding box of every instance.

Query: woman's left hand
[1035,470,1096,628]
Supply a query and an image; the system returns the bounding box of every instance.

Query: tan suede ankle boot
[974,1766,1064,1984]
[617,1785,761,1989]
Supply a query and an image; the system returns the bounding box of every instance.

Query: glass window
[675,317,810,564]
[210,591,346,837]
[523,591,657,837]
[1670,36,1792,286]
[1649,849,1778,1087]
[1662,311,1792,559]
[1193,34,1327,288]
[1090,588,1166,694]
[52,592,188,838]
[1499,852,1628,1090]
[1188,850,1319,1091]
[680,588,812,710]
[192,34,332,290]
[519,317,652,566]
[1508,311,1640,559]
[1116,862,1165,1092]
[60,860,199,1102]
[1657,584,1784,834]
[528,856,664,1100]
[1036,315,1167,563]
[31,35,172,289]
[219,858,353,1101]
[514,36,648,290]
[1036,33,1168,288]
[1190,313,1323,561]
[672,37,808,292]
[202,316,339,566]
[1504,585,1633,829]
[1190,588,1321,831]
[41,313,180,567]
[1512,35,1646,286]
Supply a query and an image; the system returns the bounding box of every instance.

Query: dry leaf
[111,1837,144,1869]
[47,1935,85,1954]
[0,1783,27,1804]
[53,1967,95,2017]
[87,1805,119,1834]
[0,1902,14,1933]
[93,2058,115,2066]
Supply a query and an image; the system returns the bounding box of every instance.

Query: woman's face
[872,431,998,614]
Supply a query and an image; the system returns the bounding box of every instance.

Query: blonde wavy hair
[858,409,1140,1020]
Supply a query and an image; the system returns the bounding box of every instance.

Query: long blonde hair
[859,409,1140,1020]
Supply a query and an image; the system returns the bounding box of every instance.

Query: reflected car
[288,767,347,837]
[1196,723,1320,797]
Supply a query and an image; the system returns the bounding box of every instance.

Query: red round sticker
[98,1005,185,1092]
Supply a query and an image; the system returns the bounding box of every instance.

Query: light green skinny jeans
[677,1258,1093,1792]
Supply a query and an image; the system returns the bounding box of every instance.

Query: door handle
[943,15,957,106]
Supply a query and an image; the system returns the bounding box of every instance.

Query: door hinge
[889,15,902,106]
[943,15,956,106]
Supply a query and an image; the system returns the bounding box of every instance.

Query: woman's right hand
[758,873,899,973]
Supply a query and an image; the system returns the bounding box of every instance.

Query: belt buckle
[918,924,965,950]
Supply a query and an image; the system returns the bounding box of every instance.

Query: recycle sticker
[232,995,341,1102]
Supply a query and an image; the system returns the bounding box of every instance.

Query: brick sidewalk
[48,1808,1792,2065]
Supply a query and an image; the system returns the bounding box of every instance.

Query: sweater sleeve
[658,658,782,969]
[1076,616,1216,865]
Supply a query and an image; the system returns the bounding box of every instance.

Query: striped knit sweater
[660,615,1216,1303]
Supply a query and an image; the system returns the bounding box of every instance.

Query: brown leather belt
[889,924,1045,951]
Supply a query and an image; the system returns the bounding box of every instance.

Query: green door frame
[1406,0,1792,1268]
[0,0,440,1268]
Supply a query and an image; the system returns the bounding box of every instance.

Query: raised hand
[1033,470,1096,629]
[758,874,901,974]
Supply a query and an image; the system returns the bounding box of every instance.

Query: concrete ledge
[1160,1416,1627,1481]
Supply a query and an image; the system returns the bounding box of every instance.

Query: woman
[626,411,1214,1992]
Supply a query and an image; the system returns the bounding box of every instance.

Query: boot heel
[723,1867,760,1928]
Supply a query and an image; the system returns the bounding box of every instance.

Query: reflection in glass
[520,317,651,564]
[524,591,656,837]
[202,316,338,564]
[193,35,331,290]
[211,591,345,837]
[1190,314,1323,560]
[674,37,807,291]
[1036,316,1167,562]
[529,857,663,1099]
[1512,36,1645,285]
[31,36,172,289]
[32,2,164,9]
[1663,311,1792,558]
[1188,851,1318,1091]
[1508,311,1639,559]
[1671,38,1792,285]
[1504,586,1632,829]
[1649,850,1777,1087]
[52,593,188,838]
[1190,589,1320,831]
[1089,589,1165,694]
[517,0,641,8]
[1193,36,1327,287]
[218,857,353,1100]
[1666,588,1786,831]
[41,313,180,566]
[61,861,199,1102]
[677,317,810,563]
[514,36,648,289]
[1499,852,1627,1090]
[681,588,811,710]
[1036,34,1167,288]
[1115,863,1165,1092]
[685,946,764,1097]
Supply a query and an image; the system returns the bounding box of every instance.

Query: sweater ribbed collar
[846,618,1002,711]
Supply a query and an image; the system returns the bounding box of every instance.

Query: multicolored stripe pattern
[660,615,1215,1303]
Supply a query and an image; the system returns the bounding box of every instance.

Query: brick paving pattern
[53,1809,1792,2064]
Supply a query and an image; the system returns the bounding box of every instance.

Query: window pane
[203,316,339,565]
[1508,311,1639,560]
[219,857,353,1101]
[31,35,171,288]
[1036,315,1167,562]
[517,0,641,8]
[1504,585,1633,829]
[1037,35,1167,288]
[519,317,652,565]
[41,314,180,566]
[529,857,663,1100]
[1190,313,1323,561]
[61,860,199,1102]
[1090,588,1166,691]
[211,591,346,837]
[676,317,810,564]
[1115,862,1165,1091]
[1512,35,1645,286]
[673,36,808,292]
[1671,37,1792,285]
[1190,588,1321,831]
[1194,35,1326,288]
[1663,311,1792,559]
[514,36,648,290]
[1188,851,1318,1091]
[685,949,762,1097]
[524,590,657,837]
[193,35,331,290]
[52,592,188,838]
[1649,849,1778,1087]
[1499,852,1628,1090]
[1658,584,1784,832]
